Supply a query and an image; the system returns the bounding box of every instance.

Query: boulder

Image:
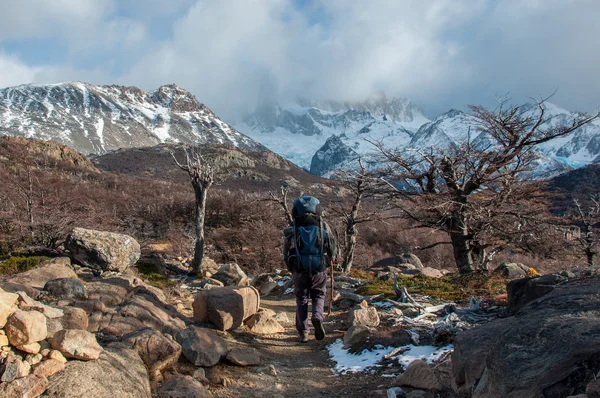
[343,325,372,347]
[493,263,531,279]
[5,310,47,346]
[33,358,65,378]
[226,347,262,366]
[85,279,131,307]
[60,307,88,330]
[453,277,600,398]
[44,344,151,398]
[507,274,566,313]
[157,375,213,398]
[211,263,249,286]
[346,306,380,328]
[394,359,442,391]
[193,286,260,331]
[0,374,48,397]
[122,328,182,377]
[258,277,277,296]
[175,327,229,367]
[87,312,146,337]
[0,289,19,327]
[245,310,285,335]
[16,342,41,354]
[51,329,103,360]
[44,278,87,300]
[118,294,186,335]
[7,257,76,289]
[65,228,141,273]
[407,267,444,278]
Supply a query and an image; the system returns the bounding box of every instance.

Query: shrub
[0,256,49,275]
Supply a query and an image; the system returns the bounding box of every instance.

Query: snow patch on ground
[327,340,453,375]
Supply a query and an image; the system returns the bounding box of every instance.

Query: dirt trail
[208,297,391,398]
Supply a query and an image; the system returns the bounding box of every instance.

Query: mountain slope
[235,93,429,171]
[0,82,261,155]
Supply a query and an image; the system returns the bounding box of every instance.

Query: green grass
[0,256,50,276]
[134,261,177,289]
[353,270,508,301]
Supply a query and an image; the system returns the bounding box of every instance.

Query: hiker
[283,195,337,343]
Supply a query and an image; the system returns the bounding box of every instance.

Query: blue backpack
[288,196,327,274]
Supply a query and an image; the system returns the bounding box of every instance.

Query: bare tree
[264,185,293,225]
[170,146,214,275]
[332,160,390,274]
[375,97,599,275]
[571,195,600,266]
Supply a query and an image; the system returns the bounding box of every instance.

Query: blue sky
[1,0,599,121]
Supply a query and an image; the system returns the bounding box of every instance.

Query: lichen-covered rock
[175,327,228,367]
[51,329,103,360]
[44,344,151,398]
[193,286,260,331]
[492,263,530,279]
[44,278,87,300]
[5,310,47,346]
[211,263,249,286]
[346,306,380,328]
[65,228,141,273]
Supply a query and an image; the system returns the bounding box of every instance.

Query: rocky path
[207,297,390,398]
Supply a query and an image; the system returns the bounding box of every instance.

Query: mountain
[0,82,262,155]
[235,93,430,172]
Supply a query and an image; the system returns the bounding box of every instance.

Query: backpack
[285,196,328,274]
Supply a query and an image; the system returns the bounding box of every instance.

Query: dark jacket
[283,213,337,273]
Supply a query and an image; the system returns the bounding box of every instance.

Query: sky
[1,0,599,121]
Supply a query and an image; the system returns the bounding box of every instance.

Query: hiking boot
[299,334,309,343]
[312,318,326,341]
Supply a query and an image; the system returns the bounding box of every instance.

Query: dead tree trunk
[170,146,214,276]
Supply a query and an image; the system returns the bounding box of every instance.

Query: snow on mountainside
[0,82,262,155]
[236,93,430,172]
[239,96,600,178]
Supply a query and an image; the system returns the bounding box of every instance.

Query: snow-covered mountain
[235,93,429,173]
[0,82,262,155]
[238,96,600,177]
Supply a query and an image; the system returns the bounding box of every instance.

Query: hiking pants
[293,271,327,336]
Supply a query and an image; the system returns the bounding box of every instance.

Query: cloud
[0,52,39,87]
[1,0,600,120]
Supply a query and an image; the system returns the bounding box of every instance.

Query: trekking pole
[327,258,335,316]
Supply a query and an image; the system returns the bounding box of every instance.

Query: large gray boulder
[211,263,249,286]
[193,286,260,331]
[175,327,229,367]
[65,228,141,273]
[44,344,151,398]
[44,278,87,300]
[492,263,531,279]
[452,277,600,398]
[373,253,424,269]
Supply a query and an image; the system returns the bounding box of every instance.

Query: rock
[588,379,600,397]
[274,312,292,325]
[507,274,566,313]
[26,353,43,366]
[245,311,285,335]
[493,263,531,279]
[343,325,372,347]
[0,289,19,327]
[118,294,186,335]
[60,307,88,330]
[6,310,47,346]
[15,358,31,378]
[346,306,380,328]
[0,282,41,300]
[65,228,141,273]
[394,359,442,390]
[453,277,600,398]
[1,361,18,382]
[16,291,64,319]
[0,335,8,346]
[17,342,41,354]
[44,344,151,398]
[48,350,67,363]
[85,279,131,307]
[46,318,64,339]
[122,328,182,376]
[175,327,228,367]
[258,278,277,296]
[0,374,48,397]
[226,347,261,366]
[193,286,260,331]
[44,278,87,300]
[211,263,249,286]
[407,267,444,278]
[87,312,146,337]
[157,375,213,398]
[7,258,76,289]
[33,358,65,378]
[51,329,103,360]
